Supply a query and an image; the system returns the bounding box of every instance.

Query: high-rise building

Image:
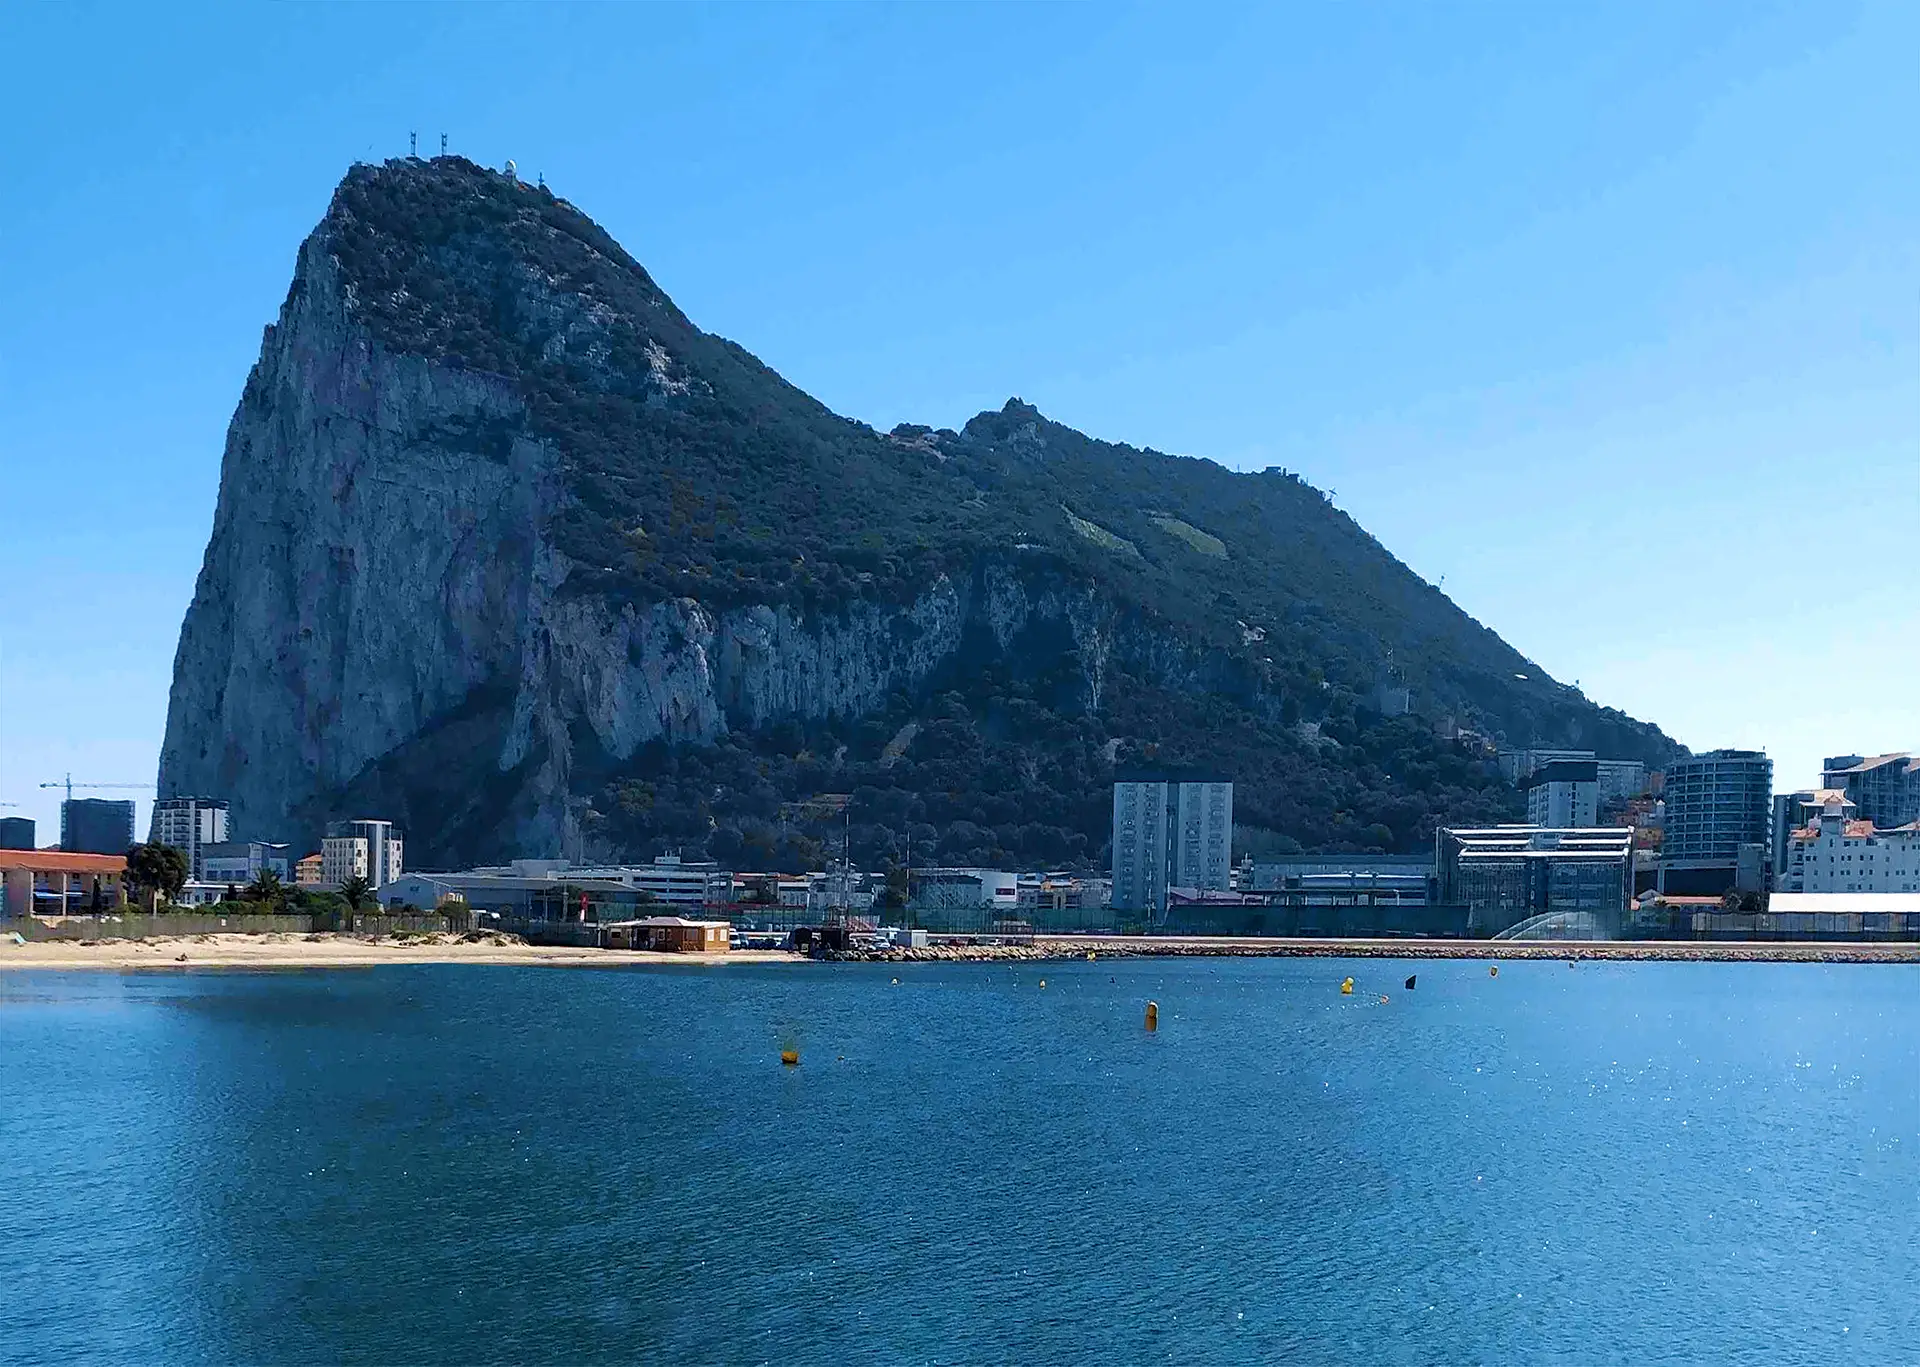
[0,817,34,851]
[1111,772,1233,914]
[1660,749,1773,895]
[61,799,135,856]
[1526,760,1599,827]
[1820,753,1920,830]
[321,819,403,889]
[149,796,230,879]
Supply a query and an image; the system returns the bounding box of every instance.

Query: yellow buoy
[780,1049,800,1067]
[1340,977,1354,995]
[1086,951,1096,961]
[1489,964,1499,978]
[1145,1001,1159,1031]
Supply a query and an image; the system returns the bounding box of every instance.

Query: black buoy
[1404,974,1417,990]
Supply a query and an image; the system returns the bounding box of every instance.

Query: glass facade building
[61,799,135,856]
[1435,826,1634,937]
[1821,753,1920,831]
[1662,750,1773,862]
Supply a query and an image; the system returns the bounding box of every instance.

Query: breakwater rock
[824,937,1920,965]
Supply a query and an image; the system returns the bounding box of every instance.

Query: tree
[243,868,286,908]
[339,874,375,911]
[125,842,188,911]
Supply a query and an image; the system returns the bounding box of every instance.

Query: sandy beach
[0,933,807,971]
[4,930,1919,970]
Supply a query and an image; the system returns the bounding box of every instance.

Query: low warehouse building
[601,916,730,953]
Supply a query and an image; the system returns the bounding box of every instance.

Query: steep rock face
[160,236,558,852]
[159,238,1144,853]
[161,157,1680,868]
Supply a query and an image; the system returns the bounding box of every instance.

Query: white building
[201,841,291,886]
[618,855,732,908]
[1526,760,1598,828]
[150,796,230,879]
[322,819,403,890]
[1779,799,1920,894]
[320,836,369,889]
[911,868,1018,912]
[174,881,229,908]
[1771,789,1851,881]
[377,856,729,911]
[1112,773,1233,914]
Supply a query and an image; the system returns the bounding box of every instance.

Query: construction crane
[40,775,157,802]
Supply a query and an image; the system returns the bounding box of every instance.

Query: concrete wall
[5,913,314,940]
[4,911,470,940]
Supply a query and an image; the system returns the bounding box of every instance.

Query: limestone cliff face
[158,235,555,853]
[156,229,1147,855]
[160,156,1678,868]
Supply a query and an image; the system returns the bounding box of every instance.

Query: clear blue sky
[2,2,1915,844]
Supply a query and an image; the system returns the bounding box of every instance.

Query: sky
[1,2,1915,844]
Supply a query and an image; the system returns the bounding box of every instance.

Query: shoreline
[993,936,1920,964]
[2,931,1918,971]
[0,933,806,971]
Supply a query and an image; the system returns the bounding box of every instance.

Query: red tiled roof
[0,851,127,874]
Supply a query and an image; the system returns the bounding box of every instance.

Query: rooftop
[0,851,127,874]
[1770,892,1920,913]
[1822,752,1915,775]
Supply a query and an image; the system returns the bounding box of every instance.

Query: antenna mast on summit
[409,131,417,157]
[440,132,448,156]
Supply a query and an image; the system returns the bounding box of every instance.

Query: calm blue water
[1,958,1915,1365]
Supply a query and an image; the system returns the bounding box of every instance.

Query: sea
[2,957,1915,1366]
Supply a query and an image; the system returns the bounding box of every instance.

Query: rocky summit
[158,157,1678,869]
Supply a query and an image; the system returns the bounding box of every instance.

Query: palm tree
[339,874,375,911]
[243,868,286,908]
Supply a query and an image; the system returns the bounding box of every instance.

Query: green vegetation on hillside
[311,157,1677,866]
[584,676,1524,872]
